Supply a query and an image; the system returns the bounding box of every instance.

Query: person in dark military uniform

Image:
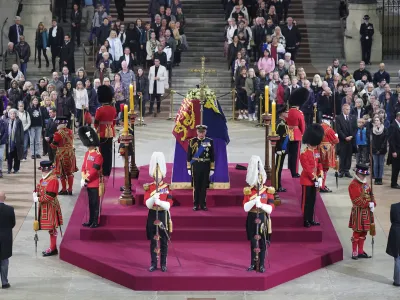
[187,125,215,211]
[275,105,289,192]
[360,15,374,65]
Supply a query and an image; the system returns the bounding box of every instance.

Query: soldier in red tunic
[143,152,173,272]
[287,88,307,178]
[78,126,104,228]
[319,115,339,193]
[300,124,324,228]
[94,85,117,177]
[50,116,78,195]
[33,161,63,257]
[349,164,376,260]
[243,155,275,273]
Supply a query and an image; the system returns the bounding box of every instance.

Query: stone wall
[0,0,19,55]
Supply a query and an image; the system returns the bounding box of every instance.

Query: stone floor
[1,118,399,300]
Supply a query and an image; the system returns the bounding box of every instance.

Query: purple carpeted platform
[60,164,343,291]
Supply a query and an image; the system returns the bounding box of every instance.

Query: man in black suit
[60,67,73,85]
[386,201,400,286]
[335,103,354,178]
[59,34,75,73]
[55,0,67,23]
[0,192,16,289]
[118,47,136,71]
[48,19,65,72]
[71,4,82,47]
[8,16,24,45]
[45,108,57,162]
[388,112,400,189]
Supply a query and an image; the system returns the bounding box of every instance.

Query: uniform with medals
[144,152,173,272]
[360,15,374,65]
[33,161,64,257]
[319,115,339,193]
[287,88,307,178]
[275,105,289,192]
[348,164,376,260]
[243,155,274,273]
[300,124,324,228]
[187,125,215,211]
[79,126,104,228]
[50,116,78,195]
[94,85,117,177]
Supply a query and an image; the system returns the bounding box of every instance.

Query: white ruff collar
[42,170,53,179]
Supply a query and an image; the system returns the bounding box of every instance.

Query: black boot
[160,241,168,272]
[247,243,255,271]
[149,241,158,272]
[259,248,266,273]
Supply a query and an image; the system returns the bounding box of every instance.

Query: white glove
[80,179,86,188]
[370,206,375,213]
[334,133,338,138]
[210,170,214,176]
[255,196,262,208]
[276,151,282,155]
[33,192,38,203]
[369,202,374,209]
[261,204,273,214]
[188,170,191,176]
[155,197,161,206]
[153,193,160,201]
[318,177,323,188]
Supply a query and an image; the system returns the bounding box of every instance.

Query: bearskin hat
[289,87,309,107]
[78,126,100,147]
[97,85,113,104]
[302,123,324,146]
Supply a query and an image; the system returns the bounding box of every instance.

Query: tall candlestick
[271,100,276,134]
[129,84,134,112]
[123,105,128,134]
[265,86,269,114]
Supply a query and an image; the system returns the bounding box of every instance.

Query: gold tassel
[99,176,105,197]
[168,211,173,233]
[33,220,39,231]
[370,223,376,236]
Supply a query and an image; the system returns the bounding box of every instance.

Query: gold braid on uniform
[243,187,251,195]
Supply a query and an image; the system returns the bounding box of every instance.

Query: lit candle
[264,86,269,114]
[271,100,276,134]
[129,84,134,112]
[123,105,129,134]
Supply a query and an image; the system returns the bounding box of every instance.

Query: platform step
[79,225,323,242]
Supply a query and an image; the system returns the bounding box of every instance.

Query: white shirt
[74,88,89,109]
[52,26,57,38]
[16,25,20,42]
[357,108,361,119]
[124,54,130,65]
[343,113,349,121]
[163,47,172,61]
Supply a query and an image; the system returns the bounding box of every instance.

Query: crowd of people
[0,0,190,178]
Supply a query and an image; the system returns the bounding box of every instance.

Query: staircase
[170,0,233,115]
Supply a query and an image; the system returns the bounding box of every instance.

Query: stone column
[344,0,382,63]
[20,0,53,48]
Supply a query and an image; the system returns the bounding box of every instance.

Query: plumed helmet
[149,152,167,178]
[302,123,324,146]
[289,87,309,107]
[78,126,100,147]
[246,155,267,187]
[97,85,113,104]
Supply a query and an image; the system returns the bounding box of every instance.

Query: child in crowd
[355,118,370,165]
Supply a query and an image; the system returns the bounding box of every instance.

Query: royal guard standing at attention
[275,105,289,192]
[287,88,307,178]
[144,152,173,272]
[94,85,117,177]
[79,126,104,228]
[33,161,63,257]
[300,123,324,228]
[50,116,78,195]
[243,155,275,273]
[319,115,339,193]
[349,164,376,260]
[187,125,215,211]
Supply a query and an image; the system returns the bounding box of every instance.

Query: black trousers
[250,237,266,267]
[150,233,168,267]
[391,157,400,186]
[7,148,20,172]
[42,129,49,155]
[37,47,49,65]
[87,187,99,224]
[49,148,55,163]
[56,1,67,20]
[192,161,210,208]
[115,1,125,21]
[339,141,353,173]
[149,94,161,113]
[71,25,81,46]
[100,138,113,176]
[302,185,317,223]
[361,39,372,64]
[286,46,298,61]
[275,153,286,189]
[287,141,300,176]
[51,46,60,70]
[304,113,313,129]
